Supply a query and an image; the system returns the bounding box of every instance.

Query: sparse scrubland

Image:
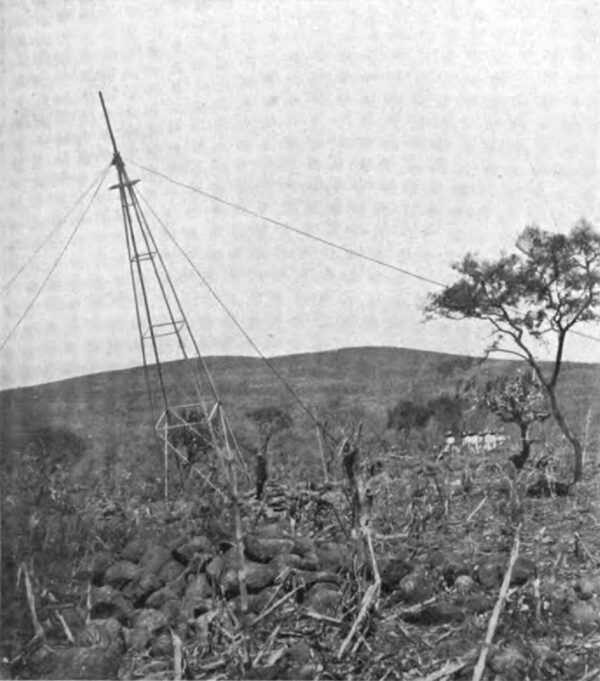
[1,346,600,680]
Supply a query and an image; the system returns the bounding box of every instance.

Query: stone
[475,560,503,589]
[22,640,124,680]
[183,574,212,616]
[133,608,169,634]
[172,535,214,565]
[569,600,600,628]
[430,550,470,587]
[104,560,139,589]
[305,584,341,617]
[232,587,279,615]
[397,568,434,604]
[120,538,149,563]
[75,617,122,648]
[402,602,464,625]
[166,577,187,598]
[220,560,277,597]
[270,553,308,572]
[161,598,186,626]
[121,571,162,605]
[292,536,316,556]
[315,542,350,574]
[380,556,414,593]
[188,551,214,573]
[139,545,172,576]
[270,552,320,572]
[150,631,173,657]
[489,645,528,680]
[158,559,185,583]
[510,556,536,586]
[244,535,296,563]
[257,522,290,538]
[575,574,600,600]
[454,574,476,594]
[292,570,342,589]
[146,586,180,609]
[81,551,113,586]
[206,555,224,584]
[90,586,134,625]
[460,593,489,614]
[128,626,151,652]
[285,640,312,665]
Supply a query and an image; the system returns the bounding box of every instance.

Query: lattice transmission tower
[98,92,241,501]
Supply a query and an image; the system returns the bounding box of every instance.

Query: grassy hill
[1,345,599,488]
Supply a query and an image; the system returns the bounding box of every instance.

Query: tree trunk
[510,422,531,470]
[546,387,583,483]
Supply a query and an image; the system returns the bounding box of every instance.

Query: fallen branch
[424,655,472,681]
[472,524,521,681]
[171,629,183,681]
[18,563,44,639]
[303,609,343,625]
[337,581,380,659]
[466,496,488,524]
[253,586,301,626]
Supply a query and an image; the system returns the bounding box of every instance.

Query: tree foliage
[427,221,600,482]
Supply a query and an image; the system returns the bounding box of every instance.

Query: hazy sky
[2,0,600,389]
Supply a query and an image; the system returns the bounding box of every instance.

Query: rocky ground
[5,467,600,681]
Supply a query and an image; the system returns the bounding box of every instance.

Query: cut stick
[472,524,521,681]
[171,629,183,681]
[19,563,44,639]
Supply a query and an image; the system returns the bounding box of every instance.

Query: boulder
[90,586,134,625]
[510,556,536,586]
[233,587,280,615]
[397,567,434,604]
[245,536,296,563]
[429,550,470,587]
[292,536,316,556]
[75,617,123,648]
[120,538,149,563]
[575,573,600,600]
[158,559,185,583]
[475,559,503,589]
[20,639,124,680]
[304,584,341,617]
[220,560,277,597]
[402,601,464,625]
[81,551,113,586]
[292,570,342,589]
[183,574,213,616]
[315,542,350,574]
[270,552,320,573]
[139,545,172,576]
[104,561,139,589]
[489,645,528,680]
[172,535,214,565]
[161,598,186,626]
[569,600,600,629]
[146,586,180,609]
[121,571,162,605]
[150,631,173,657]
[133,608,169,634]
[454,574,476,594]
[380,555,413,593]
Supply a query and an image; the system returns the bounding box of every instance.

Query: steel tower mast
[98,91,234,500]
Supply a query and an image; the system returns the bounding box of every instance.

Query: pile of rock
[84,524,351,656]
